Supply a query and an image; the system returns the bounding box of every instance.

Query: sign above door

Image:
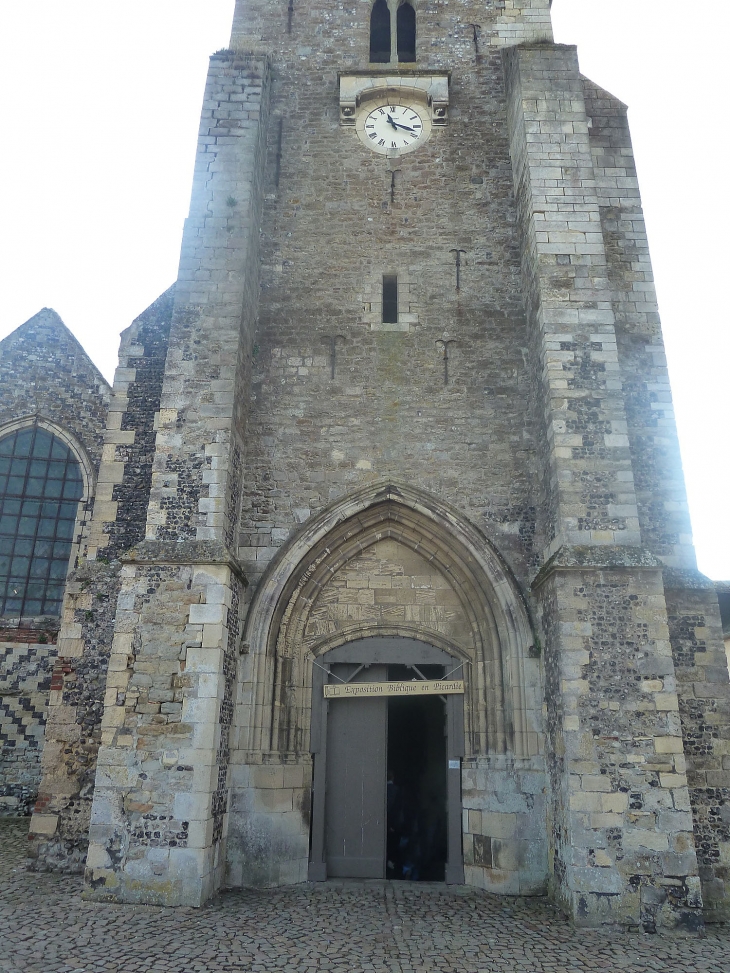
[324,680,464,699]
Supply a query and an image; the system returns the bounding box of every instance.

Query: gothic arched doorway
[308,637,464,883]
[229,484,546,894]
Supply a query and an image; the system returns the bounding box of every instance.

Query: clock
[355,99,431,157]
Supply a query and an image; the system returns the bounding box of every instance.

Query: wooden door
[324,664,387,878]
[308,638,464,884]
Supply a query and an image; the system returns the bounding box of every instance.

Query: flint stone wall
[28,294,173,867]
[0,309,110,817]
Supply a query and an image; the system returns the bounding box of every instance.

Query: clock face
[355,101,430,157]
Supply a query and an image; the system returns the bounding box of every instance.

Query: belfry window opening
[370,0,391,63]
[397,3,416,62]
[370,1,416,64]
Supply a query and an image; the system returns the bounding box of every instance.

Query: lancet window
[0,426,83,617]
[370,1,416,64]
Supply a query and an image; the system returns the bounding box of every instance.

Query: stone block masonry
[84,559,244,906]
[82,53,270,906]
[0,309,110,472]
[235,15,543,594]
[582,79,694,570]
[0,310,110,820]
[231,0,554,55]
[504,43,641,556]
[27,294,173,868]
[8,0,727,930]
[504,42,711,928]
[665,578,730,923]
[534,561,702,930]
[145,55,270,549]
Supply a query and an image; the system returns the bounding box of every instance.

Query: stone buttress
[504,42,728,928]
[25,295,172,867]
[80,54,270,906]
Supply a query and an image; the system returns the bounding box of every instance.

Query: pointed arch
[0,417,94,618]
[397,1,416,62]
[0,415,95,500]
[370,0,391,63]
[240,483,542,761]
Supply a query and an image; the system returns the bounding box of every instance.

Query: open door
[324,663,387,878]
[309,637,464,883]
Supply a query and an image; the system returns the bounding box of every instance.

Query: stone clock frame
[339,72,450,144]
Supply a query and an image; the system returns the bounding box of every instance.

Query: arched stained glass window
[370,0,391,63]
[0,427,83,618]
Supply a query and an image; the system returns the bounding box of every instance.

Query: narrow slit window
[370,0,391,63]
[383,275,398,323]
[397,2,416,62]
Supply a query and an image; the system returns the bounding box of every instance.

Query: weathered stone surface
[0,310,110,818]
[2,0,728,932]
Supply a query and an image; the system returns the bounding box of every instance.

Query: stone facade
[0,310,110,817]
[28,293,175,870]
[1,0,727,930]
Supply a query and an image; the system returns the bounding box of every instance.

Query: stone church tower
[1,0,728,930]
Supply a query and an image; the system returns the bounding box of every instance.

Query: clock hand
[386,114,399,131]
[393,122,417,134]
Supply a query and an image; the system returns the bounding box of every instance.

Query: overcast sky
[0,1,728,578]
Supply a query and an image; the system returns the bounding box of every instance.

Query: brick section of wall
[28,559,122,871]
[0,640,56,815]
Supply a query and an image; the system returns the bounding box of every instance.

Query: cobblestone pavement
[1,820,728,973]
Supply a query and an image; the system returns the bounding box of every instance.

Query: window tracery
[0,426,83,617]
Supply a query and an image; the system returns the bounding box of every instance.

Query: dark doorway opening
[386,664,447,881]
[309,637,464,884]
